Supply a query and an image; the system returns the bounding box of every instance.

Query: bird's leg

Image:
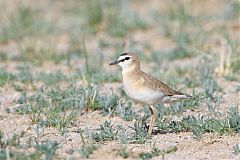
[148,105,157,135]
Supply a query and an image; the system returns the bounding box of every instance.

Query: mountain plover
[110,52,191,135]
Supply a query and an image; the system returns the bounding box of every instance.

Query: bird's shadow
[143,123,177,135]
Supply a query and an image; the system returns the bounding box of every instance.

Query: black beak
[109,60,119,65]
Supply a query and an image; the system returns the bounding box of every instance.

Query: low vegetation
[0,0,239,159]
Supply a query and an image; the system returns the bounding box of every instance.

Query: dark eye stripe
[125,57,130,60]
[120,53,128,56]
[119,59,125,63]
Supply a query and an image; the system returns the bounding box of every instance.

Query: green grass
[0,132,59,160]
[139,145,177,160]
[34,140,59,160]
[0,130,57,159]
[195,57,221,99]
[223,1,240,20]
[91,121,118,142]
[13,85,130,134]
[0,70,13,86]
[0,52,7,61]
[165,45,195,60]
[80,144,98,159]
[229,44,240,74]
[79,41,121,84]
[14,86,82,129]
[158,1,197,38]
[117,146,129,159]
[17,43,68,66]
[116,101,136,121]
[156,106,240,140]
[14,65,34,85]
[129,116,149,144]
[0,68,68,89]
[36,72,67,85]
[84,0,103,32]
[81,0,148,37]
[106,9,147,37]
[0,0,239,159]
[233,143,240,155]
[0,149,42,160]
[0,6,52,42]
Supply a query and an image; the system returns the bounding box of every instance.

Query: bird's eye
[125,57,130,60]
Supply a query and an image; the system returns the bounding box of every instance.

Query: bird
[109,52,191,135]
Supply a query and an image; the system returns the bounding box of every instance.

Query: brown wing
[140,71,184,96]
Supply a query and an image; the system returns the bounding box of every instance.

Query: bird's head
[109,52,140,70]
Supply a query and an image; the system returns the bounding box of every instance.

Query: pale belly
[124,84,165,105]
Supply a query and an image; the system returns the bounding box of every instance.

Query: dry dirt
[0,0,240,159]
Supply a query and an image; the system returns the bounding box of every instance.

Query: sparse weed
[0,52,7,61]
[223,0,240,20]
[117,146,129,159]
[13,85,132,134]
[15,92,46,123]
[0,69,13,87]
[163,45,194,60]
[152,145,177,159]
[81,40,92,84]
[0,149,41,160]
[14,87,81,130]
[42,109,76,132]
[0,131,25,149]
[116,101,136,121]
[129,116,148,144]
[233,143,240,155]
[158,1,196,39]
[116,125,129,144]
[92,121,118,142]
[139,145,177,160]
[138,151,153,160]
[226,106,240,133]
[197,57,221,99]
[2,66,68,90]
[80,144,98,159]
[235,85,240,93]
[98,94,119,116]
[80,85,100,111]
[75,0,148,36]
[84,0,103,32]
[156,106,240,140]
[229,42,240,74]
[92,71,121,83]
[170,90,199,113]
[214,32,240,78]
[34,140,59,160]
[0,6,51,42]
[17,42,67,66]
[0,131,4,148]
[36,72,66,86]
[106,10,147,37]
[14,65,34,85]
[0,0,239,158]
[0,134,58,160]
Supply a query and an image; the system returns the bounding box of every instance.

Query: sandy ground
[0,0,240,159]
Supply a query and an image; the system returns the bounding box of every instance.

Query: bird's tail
[172,94,191,99]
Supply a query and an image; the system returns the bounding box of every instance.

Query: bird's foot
[143,123,158,136]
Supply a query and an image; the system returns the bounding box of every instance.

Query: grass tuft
[233,143,240,155]
[80,144,98,159]
[0,6,52,42]
[139,145,177,160]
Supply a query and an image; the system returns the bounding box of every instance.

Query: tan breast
[122,71,165,105]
